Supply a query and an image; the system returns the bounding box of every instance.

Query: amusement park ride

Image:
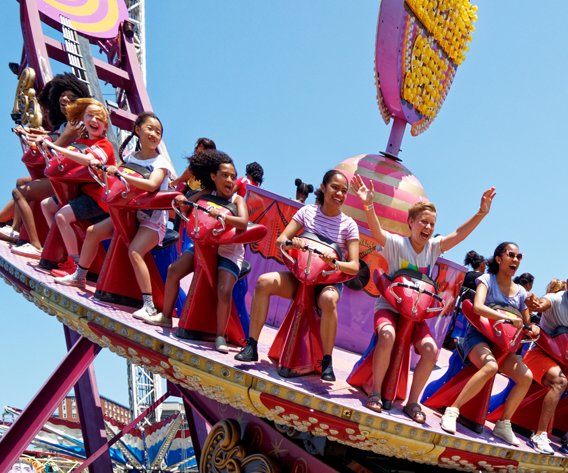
[1,1,568,472]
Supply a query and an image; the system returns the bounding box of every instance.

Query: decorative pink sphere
[336,154,428,236]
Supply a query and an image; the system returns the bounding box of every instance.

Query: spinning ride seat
[268,233,355,378]
[423,299,527,433]
[40,144,107,273]
[348,268,444,409]
[176,195,267,345]
[487,326,568,435]
[94,164,181,308]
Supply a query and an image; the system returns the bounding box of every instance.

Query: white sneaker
[143,312,173,328]
[11,243,42,259]
[528,432,554,455]
[54,273,86,289]
[132,306,157,321]
[0,226,19,241]
[493,419,521,447]
[440,406,460,434]
[215,336,229,354]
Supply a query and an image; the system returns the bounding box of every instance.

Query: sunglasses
[504,251,523,260]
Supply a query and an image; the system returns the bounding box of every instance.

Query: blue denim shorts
[461,323,490,361]
[184,245,240,279]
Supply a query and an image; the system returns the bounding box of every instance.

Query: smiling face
[408,209,437,251]
[83,105,108,139]
[135,117,162,153]
[211,163,237,199]
[320,173,348,214]
[495,243,523,277]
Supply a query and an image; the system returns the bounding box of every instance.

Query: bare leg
[12,178,53,249]
[451,343,498,409]
[498,353,533,420]
[370,323,396,394]
[216,269,237,337]
[0,176,31,223]
[536,368,567,434]
[41,196,60,229]
[162,252,194,318]
[317,286,340,356]
[248,271,297,341]
[78,218,113,268]
[408,335,438,405]
[128,227,160,295]
[54,205,79,257]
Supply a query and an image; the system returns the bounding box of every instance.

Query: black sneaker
[235,339,258,362]
[321,355,336,382]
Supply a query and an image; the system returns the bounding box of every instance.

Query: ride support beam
[73,392,171,473]
[0,336,101,472]
[64,327,113,473]
[20,0,53,87]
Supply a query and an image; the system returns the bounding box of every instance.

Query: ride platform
[1,240,566,473]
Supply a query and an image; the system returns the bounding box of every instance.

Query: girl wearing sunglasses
[440,242,539,445]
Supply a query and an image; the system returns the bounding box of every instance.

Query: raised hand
[350,174,374,206]
[479,187,496,215]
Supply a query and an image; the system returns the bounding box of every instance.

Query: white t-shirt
[375,232,442,312]
[123,152,174,228]
[541,291,568,335]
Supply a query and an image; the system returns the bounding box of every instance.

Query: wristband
[523,324,532,330]
[364,204,374,211]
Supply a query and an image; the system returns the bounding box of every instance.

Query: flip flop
[403,402,426,424]
[365,392,383,413]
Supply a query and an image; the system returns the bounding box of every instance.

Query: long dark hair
[38,73,90,129]
[118,111,163,159]
[314,170,348,205]
[487,241,518,275]
[190,149,235,191]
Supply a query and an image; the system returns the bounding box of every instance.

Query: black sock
[322,354,332,368]
[248,337,258,347]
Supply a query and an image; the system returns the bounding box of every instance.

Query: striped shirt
[292,204,359,257]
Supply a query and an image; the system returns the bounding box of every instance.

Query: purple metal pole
[64,327,113,473]
[20,0,53,87]
[0,336,101,472]
[385,116,407,158]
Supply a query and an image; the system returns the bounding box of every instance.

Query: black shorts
[69,194,108,223]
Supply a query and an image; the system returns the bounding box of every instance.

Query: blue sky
[1,1,567,409]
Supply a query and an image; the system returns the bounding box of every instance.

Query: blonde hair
[65,98,109,127]
[545,278,566,294]
[408,201,437,221]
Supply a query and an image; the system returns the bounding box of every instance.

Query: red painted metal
[177,195,267,344]
[268,234,354,377]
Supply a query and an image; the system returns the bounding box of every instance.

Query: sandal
[403,402,426,424]
[365,393,383,413]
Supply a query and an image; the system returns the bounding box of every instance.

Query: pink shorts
[374,308,434,347]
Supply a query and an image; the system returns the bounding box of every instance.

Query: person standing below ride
[294,178,314,204]
[234,162,264,197]
[170,137,216,193]
[235,170,360,382]
[440,242,539,445]
[444,250,487,349]
[26,99,115,264]
[54,112,172,319]
[139,149,248,354]
[348,174,495,424]
[522,278,568,454]
[1,73,90,248]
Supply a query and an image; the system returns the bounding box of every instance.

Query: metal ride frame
[0,1,199,471]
